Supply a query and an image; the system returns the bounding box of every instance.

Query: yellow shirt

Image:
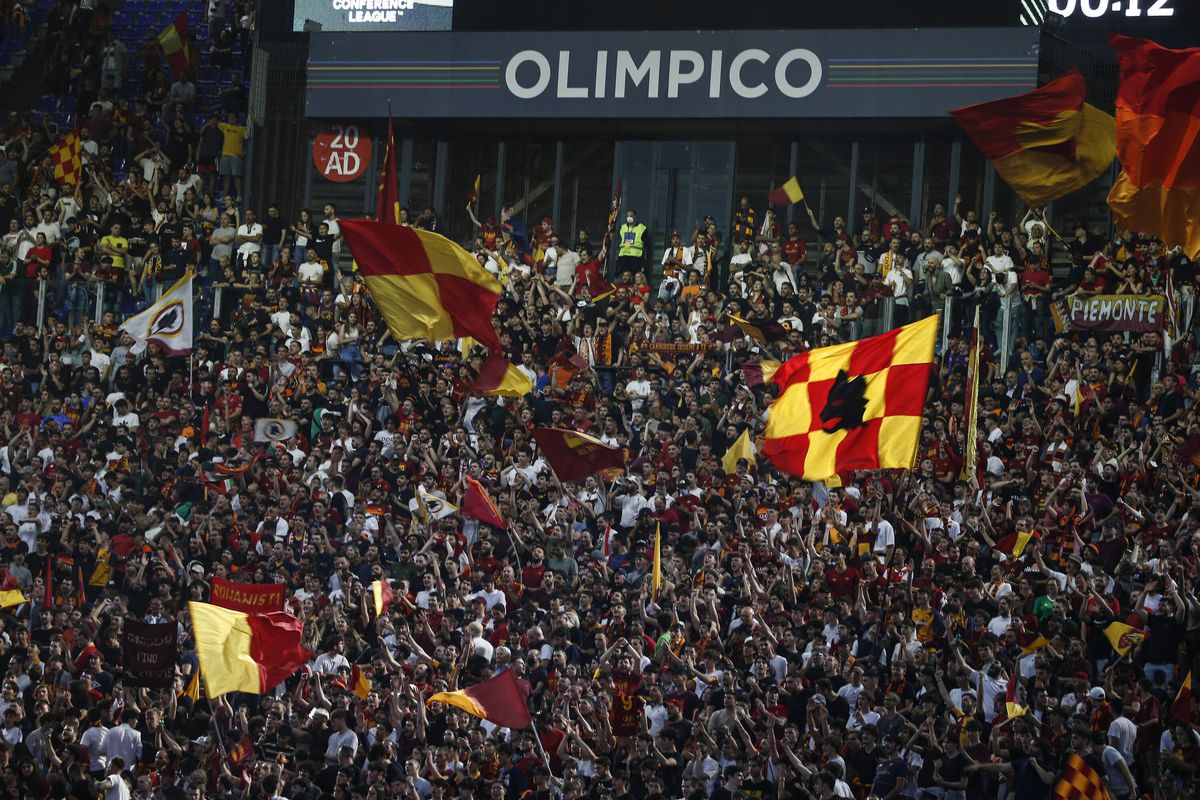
[100,235,129,269]
[912,605,936,643]
[217,122,247,158]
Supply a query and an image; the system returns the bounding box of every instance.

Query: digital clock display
[1048,0,1175,16]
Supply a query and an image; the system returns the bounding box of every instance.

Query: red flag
[532,427,627,483]
[371,579,394,616]
[75,563,86,607]
[158,13,198,77]
[376,106,400,225]
[467,174,481,204]
[463,476,506,530]
[428,668,532,729]
[351,665,371,700]
[1173,671,1194,723]
[227,736,254,768]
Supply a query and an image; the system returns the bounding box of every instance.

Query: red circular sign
[312,124,373,183]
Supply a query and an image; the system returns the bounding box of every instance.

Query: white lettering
[667,50,704,99]
[774,48,822,98]
[595,50,608,98]
[324,150,360,176]
[556,51,587,98]
[614,50,661,99]
[729,48,770,98]
[709,50,723,98]
[506,50,551,99]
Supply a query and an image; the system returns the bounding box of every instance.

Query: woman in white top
[337,312,363,381]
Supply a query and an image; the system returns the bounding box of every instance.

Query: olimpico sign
[502,48,823,101]
[306,28,1041,119]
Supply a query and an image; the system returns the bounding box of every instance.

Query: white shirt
[1108,715,1137,764]
[872,519,896,556]
[81,725,109,771]
[101,723,142,765]
[100,774,132,800]
[298,260,324,284]
[312,651,350,674]
[236,223,263,257]
[469,635,494,662]
[884,265,913,303]
[985,253,1014,274]
[325,727,358,761]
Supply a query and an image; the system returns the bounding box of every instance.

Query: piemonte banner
[123,620,178,688]
[1051,294,1166,334]
[210,576,287,614]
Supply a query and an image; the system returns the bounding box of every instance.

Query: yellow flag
[652,523,662,600]
[1103,621,1147,656]
[183,669,201,701]
[722,428,756,476]
[962,307,982,479]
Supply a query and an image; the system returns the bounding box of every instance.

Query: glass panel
[691,141,733,253]
[502,140,557,230]
[920,138,954,232]
[795,138,853,246]
[733,138,791,218]
[956,142,987,235]
[860,138,914,235]
[442,138,500,244]
[406,139,437,219]
[560,139,614,248]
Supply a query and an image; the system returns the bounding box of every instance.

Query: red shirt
[825,566,861,600]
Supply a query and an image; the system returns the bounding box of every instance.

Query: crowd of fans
[0,4,1195,800]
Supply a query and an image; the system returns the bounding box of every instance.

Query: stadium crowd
[0,4,1195,800]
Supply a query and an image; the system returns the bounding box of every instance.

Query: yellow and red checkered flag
[340,220,502,350]
[1053,752,1110,800]
[48,131,81,187]
[764,315,938,481]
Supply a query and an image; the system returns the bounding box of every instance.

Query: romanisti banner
[210,576,286,614]
[1051,294,1166,333]
[123,620,178,688]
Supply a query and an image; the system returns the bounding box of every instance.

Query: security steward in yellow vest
[616,209,648,277]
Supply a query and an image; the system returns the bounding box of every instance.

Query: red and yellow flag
[341,220,502,350]
[371,579,394,616]
[376,109,400,225]
[996,529,1037,559]
[473,354,532,397]
[188,602,312,697]
[350,665,371,700]
[48,132,81,188]
[158,13,198,77]
[0,572,25,609]
[532,427,627,483]
[1108,35,1200,258]
[428,669,532,730]
[961,307,982,480]
[1172,670,1194,723]
[951,70,1115,208]
[1053,752,1111,800]
[462,476,506,530]
[763,315,938,481]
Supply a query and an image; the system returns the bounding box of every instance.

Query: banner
[1051,294,1166,333]
[210,576,287,614]
[123,620,178,688]
[629,342,717,355]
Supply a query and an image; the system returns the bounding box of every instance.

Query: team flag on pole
[1172,670,1194,722]
[721,428,756,476]
[995,529,1037,559]
[341,220,502,350]
[768,176,805,207]
[740,359,781,388]
[726,313,791,344]
[473,354,533,397]
[1107,35,1200,258]
[951,70,1115,208]
[371,579,394,616]
[462,476,506,529]
[468,174,481,204]
[1103,621,1148,656]
[428,669,532,729]
[651,523,662,600]
[119,269,194,355]
[187,601,312,697]
[763,315,938,481]
[376,106,400,224]
[47,131,82,187]
[350,665,371,700]
[961,307,982,479]
[532,427,627,483]
[158,12,199,77]
[1005,670,1026,718]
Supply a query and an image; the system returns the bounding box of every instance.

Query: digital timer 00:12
[1048,0,1175,16]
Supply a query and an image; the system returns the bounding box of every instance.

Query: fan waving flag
[371,579,394,616]
[768,176,805,207]
[463,476,506,529]
[764,315,938,481]
[1053,752,1111,800]
[158,12,199,77]
[1108,36,1200,258]
[951,70,1115,208]
[428,668,532,730]
[48,131,82,187]
[726,313,791,344]
[532,427,626,483]
[341,220,502,350]
[188,601,312,697]
[119,269,194,355]
[1103,621,1147,656]
[253,418,298,443]
[473,354,533,397]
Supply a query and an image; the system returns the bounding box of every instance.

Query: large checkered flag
[48,131,82,188]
